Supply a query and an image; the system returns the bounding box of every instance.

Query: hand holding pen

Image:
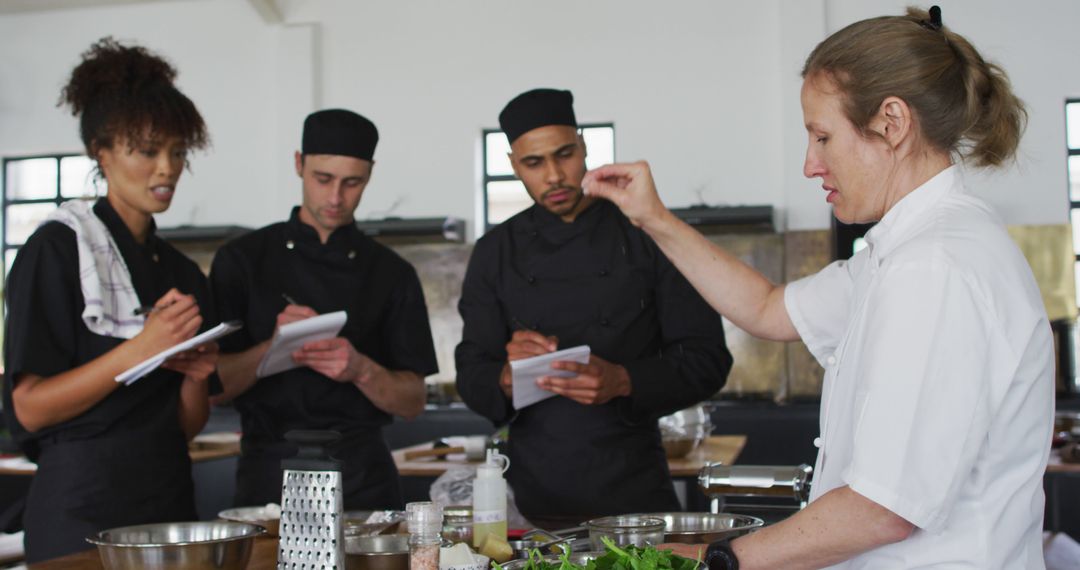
[506,317,557,360]
[134,288,202,355]
[499,319,557,399]
[276,292,318,329]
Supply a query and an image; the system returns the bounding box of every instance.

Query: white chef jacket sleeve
[841,260,1000,533]
[784,258,855,365]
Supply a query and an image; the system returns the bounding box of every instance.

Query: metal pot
[85,521,263,570]
[344,534,410,570]
[642,512,764,544]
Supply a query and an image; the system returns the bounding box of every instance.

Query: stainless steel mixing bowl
[86,521,264,569]
[344,534,410,570]
[643,512,764,544]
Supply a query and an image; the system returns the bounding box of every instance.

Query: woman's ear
[95,144,111,179]
[872,96,913,149]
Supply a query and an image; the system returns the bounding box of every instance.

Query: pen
[511,316,534,332]
[133,301,175,316]
[282,293,300,306]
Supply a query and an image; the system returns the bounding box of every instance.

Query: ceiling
[0,0,282,22]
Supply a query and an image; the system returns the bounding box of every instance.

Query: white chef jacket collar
[862,164,961,260]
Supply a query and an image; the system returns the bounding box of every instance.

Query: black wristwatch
[703,538,739,570]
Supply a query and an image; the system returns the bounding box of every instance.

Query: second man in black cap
[210,109,438,509]
[456,89,732,521]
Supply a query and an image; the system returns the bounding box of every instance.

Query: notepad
[116,320,244,385]
[510,344,591,409]
[255,310,348,378]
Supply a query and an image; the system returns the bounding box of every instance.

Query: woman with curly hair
[2,38,218,562]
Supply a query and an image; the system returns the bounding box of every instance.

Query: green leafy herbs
[494,536,700,570]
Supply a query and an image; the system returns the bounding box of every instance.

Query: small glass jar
[407,501,443,570]
[442,505,474,545]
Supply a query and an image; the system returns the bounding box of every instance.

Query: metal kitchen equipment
[344,534,410,570]
[86,521,263,570]
[641,512,764,544]
[278,430,346,569]
[698,464,813,520]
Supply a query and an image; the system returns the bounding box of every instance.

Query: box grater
[277,430,345,570]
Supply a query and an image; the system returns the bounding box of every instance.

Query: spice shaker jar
[442,506,473,545]
[407,501,443,570]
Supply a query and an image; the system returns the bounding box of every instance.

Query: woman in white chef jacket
[580,7,1053,570]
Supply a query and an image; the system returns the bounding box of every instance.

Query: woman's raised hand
[583,160,669,230]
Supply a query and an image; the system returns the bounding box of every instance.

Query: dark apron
[23,428,196,563]
[235,432,402,511]
[506,398,680,520]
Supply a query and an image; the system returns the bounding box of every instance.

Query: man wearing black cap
[455,89,732,521]
[210,109,438,509]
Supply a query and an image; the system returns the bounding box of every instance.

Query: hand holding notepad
[256,310,348,378]
[510,345,591,409]
[116,320,243,385]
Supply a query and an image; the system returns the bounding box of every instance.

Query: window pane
[1069,102,1080,151]
[583,126,615,170]
[1076,260,1080,309]
[1072,209,1080,254]
[5,247,17,279]
[5,202,56,246]
[60,155,97,198]
[5,158,58,200]
[485,132,514,176]
[1070,155,1080,202]
[486,180,532,226]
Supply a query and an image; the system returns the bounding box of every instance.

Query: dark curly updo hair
[59,37,209,166]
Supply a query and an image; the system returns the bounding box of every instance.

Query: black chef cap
[498,88,577,144]
[302,109,378,161]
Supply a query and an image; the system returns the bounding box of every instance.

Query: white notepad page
[116,320,244,385]
[510,344,591,409]
[255,310,348,378]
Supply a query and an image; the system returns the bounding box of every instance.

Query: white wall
[822,0,1080,226]
[0,0,297,228]
[282,0,786,227]
[0,0,1076,233]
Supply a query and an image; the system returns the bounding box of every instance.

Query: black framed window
[481,124,614,232]
[2,154,97,279]
[1067,100,1080,307]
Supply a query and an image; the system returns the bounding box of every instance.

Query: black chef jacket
[455,200,732,519]
[209,207,438,510]
[2,198,209,562]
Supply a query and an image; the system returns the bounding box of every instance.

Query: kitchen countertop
[0,434,241,477]
[392,435,748,478]
[1047,448,1080,474]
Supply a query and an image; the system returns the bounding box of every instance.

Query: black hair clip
[920,5,943,31]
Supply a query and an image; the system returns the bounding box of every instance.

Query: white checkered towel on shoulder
[44,200,145,339]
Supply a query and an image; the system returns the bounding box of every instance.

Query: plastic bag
[428,466,531,529]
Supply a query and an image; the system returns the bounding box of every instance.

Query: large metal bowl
[643,512,764,544]
[218,506,280,536]
[86,521,264,569]
[344,510,406,536]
